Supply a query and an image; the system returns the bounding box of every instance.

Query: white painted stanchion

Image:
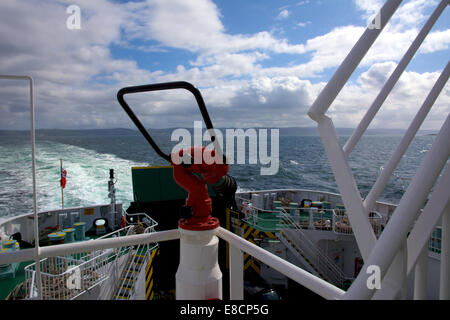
[414,245,428,300]
[176,227,222,300]
[229,244,244,300]
[440,206,450,300]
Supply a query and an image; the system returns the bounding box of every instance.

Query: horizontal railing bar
[0,229,180,265]
[217,227,345,300]
[0,75,33,81]
[343,0,448,156]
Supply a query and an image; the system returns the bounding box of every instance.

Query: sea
[0,129,435,222]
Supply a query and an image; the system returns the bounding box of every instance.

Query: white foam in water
[0,140,148,219]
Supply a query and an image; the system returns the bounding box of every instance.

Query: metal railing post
[0,74,42,299]
[414,245,428,300]
[440,204,450,299]
[229,244,244,300]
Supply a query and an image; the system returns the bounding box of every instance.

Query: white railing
[238,200,346,287]
[429,226,442,254]
[333,210,382,237]
[276,210,346,287]
[123,210,156,228]
[307,0,450,300]
[217,227,345,300]
[24,249,112,300]
[2,226,345,300]
[23,224,153,300]
[113,226,157,300]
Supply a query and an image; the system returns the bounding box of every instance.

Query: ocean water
[0,130,435,222]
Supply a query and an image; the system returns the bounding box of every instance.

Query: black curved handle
[117,81,216,163]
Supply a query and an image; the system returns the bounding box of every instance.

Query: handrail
[24,226,136,300]
[114,226,157,299]
[123,209,158,230]
[241,202,351,285]
[13,222,349,300]
[0,229,180,265]
[217,227,345,300]
[0,74,41,298]
[25,247,114,300]
[276,208,345,286]
[232,199,346,287]
[96,225,132,240]
[28,270,36,299]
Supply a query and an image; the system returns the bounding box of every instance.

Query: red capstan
[171,146,229,230]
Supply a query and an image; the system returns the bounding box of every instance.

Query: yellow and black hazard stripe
[225,208,278,275]
[279,232,327,281]
[145,247,160,300]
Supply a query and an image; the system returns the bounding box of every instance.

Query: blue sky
[0,0,449,130]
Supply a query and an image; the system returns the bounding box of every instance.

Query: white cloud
[329,62,450,130]
[276,9,291,20]
[0,0,448,132]
[421,29,450,53]
[296,21,311,28]
[297,1,310,6]
[354,0,383,17]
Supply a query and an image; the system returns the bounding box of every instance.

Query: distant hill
[0,127,439,137]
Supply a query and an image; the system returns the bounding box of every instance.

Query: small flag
[60,168,67,189]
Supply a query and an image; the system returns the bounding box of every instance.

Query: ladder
[112,227,156,300]
[275,209,346,288]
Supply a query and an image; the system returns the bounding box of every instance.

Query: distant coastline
[0,127,439,137]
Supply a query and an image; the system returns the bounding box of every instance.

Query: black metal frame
[117,81,215,163]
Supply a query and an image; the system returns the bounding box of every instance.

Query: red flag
[60,168,67,189]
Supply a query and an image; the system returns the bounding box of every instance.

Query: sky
[0,0,449,131]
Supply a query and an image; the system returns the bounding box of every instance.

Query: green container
[289,202,299,216]
[322,201,331,210]
[63,228,76,243]
[273,200,282,211]
[131,166,216,203]
[257,212,280,231]
[74,222,86,241]
[311,201,323,208]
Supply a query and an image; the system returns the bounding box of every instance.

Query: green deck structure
[131,166,215,202]
[0,261,33,300]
